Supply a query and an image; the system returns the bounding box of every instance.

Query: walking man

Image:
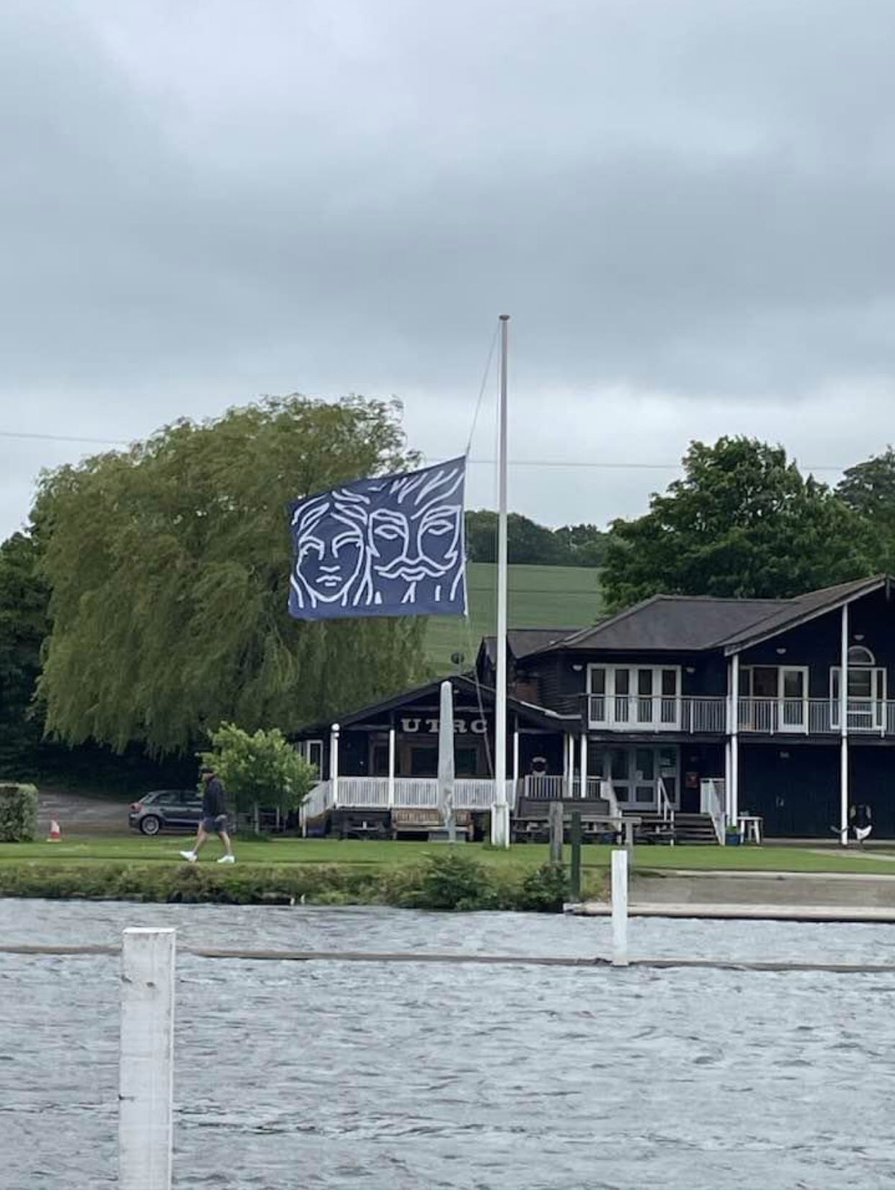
[180,765,236,863]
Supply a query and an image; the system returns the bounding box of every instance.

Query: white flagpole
[492,314,511,848]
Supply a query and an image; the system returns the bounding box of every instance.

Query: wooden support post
[119,928,176,1190]
[611,850,629,966]
[569,811,582,901]
[548,800,564,864]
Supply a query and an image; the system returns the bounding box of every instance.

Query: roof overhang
[723,577,891,656]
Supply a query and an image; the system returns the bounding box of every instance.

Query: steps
[668,813,720,846]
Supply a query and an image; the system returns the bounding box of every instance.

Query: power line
[0,428,850,473]
[0,429,129,447]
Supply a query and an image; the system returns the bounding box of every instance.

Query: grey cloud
[3,0,895,537]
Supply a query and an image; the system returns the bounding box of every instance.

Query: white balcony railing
[587,693,895,736]
[588,694,726,733]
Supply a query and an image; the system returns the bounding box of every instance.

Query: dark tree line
[464,510,608,566]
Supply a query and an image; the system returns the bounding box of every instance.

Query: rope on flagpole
[458,320,500,777]
[465,321,500,459]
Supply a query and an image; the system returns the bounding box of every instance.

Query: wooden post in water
[611,850,629,966]
[548,801,564,864]
[119,928,176,1190]
[569,811,582,901]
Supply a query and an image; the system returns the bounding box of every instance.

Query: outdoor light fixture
[776,647,787,655]
[854,633,865,642]
[685,666,696,675]
[571,663,584,672]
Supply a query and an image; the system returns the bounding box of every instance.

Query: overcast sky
[3,0,895,539]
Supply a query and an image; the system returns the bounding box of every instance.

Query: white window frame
[831,659,887,732]
[587,664,682,730]
[738,664,808,733]
[300,739,324,777]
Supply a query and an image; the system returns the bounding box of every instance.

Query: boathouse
[298,575,895,840]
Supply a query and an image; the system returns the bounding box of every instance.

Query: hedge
[0,855,606,911]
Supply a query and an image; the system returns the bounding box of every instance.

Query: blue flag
[288,457,467,620]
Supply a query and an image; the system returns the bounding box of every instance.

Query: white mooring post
[119,928,176,1190]
[611,850,629,967]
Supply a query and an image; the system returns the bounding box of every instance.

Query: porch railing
[303,777,516,815]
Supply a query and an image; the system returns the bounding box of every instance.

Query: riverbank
[0,854,591,911]
[3,836,895,912]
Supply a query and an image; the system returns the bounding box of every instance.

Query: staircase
[670,812,720,845]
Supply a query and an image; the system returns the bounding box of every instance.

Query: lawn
[2,835,894,875]
[423,562,602,673]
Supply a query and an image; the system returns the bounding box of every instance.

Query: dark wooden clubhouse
[297,575,895,840]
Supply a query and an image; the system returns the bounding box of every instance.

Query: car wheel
[140,814,161,836]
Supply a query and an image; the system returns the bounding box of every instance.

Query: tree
[551,523,608,567]
[464,510,607,565]
[836,446,895,571]
[36,394,427,756]
[601,436,879,611]
[203,722,317,834]
[0,532,48,777]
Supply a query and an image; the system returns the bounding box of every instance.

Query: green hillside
[423,562,603,676]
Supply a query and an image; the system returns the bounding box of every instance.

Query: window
[738,666,807,732]
[832,645,886,730]
[301,739,324,776]
[587,664,681,728]
[410,746,438,775]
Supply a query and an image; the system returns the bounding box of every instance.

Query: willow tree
[36,395,427,755]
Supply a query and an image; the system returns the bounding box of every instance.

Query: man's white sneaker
[218,854,235,864]
[179,850,197,862]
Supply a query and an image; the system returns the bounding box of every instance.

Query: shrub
[0,783,38,842]
[403,852,500,911]
[512,863,569,912]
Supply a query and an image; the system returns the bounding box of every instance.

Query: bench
[391,808,474,840]
[334,809,392,839]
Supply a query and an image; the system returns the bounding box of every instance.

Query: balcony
[587,693,895,736]
[588,694,726,733]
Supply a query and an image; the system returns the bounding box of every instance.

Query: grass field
[2,835,892,875]
[423,562,602,673]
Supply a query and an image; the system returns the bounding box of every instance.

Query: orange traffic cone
[47,819,62,843]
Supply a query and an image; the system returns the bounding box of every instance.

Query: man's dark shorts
[201,814,228,834]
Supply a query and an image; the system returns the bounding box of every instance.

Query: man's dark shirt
[203,776,226,818]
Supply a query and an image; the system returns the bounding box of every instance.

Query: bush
[0,783,38,842]
[403,852,500,911]
[512,863,569,912]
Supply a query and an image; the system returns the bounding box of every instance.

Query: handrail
[699,778,726,845]
[656,776,675,845]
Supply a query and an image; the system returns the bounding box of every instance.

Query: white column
[579,732,588,798]
[512,721,520,790]
[119,928,175,1191]
[562,734,569,794]
[730,653,740,825]
[724,741,732,825]
[841,603,849,844]
[330,723,340,809]
[387,724,396,809]
[611,850,629,966]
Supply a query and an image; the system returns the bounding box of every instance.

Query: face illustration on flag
[287,457,467,619]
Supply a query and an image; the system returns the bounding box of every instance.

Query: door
[779,667,807,732]
[601,746,679,809]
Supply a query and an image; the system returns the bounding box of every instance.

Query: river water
[3,899,895,1190]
